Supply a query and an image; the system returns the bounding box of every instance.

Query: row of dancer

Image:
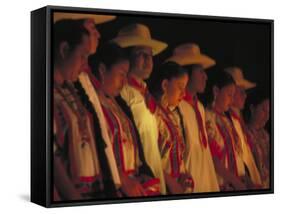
[53,13,270,201]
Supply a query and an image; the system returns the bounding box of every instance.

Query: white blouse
[179,100,219,193]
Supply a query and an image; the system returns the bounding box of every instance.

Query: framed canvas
[31,5,274,207]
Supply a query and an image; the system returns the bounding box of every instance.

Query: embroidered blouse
[156,105,186,178]
[206,108,245,186]
[53,82,102,198]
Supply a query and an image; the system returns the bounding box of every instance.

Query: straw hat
[165,43,216,69]
[110,23,168,56]
[225,67,256,90]
[53,12,116,24]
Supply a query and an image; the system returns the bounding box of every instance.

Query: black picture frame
[31,5,274,208]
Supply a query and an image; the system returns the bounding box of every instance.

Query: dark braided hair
[88,42,129,79]
[74,80,118,197]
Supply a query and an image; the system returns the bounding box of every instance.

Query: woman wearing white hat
[166,43,219,193]
[225,67,262,188]
[111,23,168,194]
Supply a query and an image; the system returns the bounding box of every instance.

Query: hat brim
[165,54,216,69]
[236,79,256,90]
[53,12,116,24]
[111,36,168,56]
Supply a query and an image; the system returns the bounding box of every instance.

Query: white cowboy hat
[165,43,216,69]
[53,12,116,24]
[225,67,256,90]
[110,23,168,56]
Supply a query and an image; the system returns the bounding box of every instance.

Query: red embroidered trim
[159,106,183,178]
[102,105,138,175]
[142,178,160,188]
[101,106,127,173]
[216,120,238,177]
[79,176,98,183]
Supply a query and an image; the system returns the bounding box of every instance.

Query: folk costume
[206,108,246,190]
[78,71,121,191]
[92,75,161,196]
[112,23,168,194]
[179,91,219,193]
[229,109,262,187]
[225,67,262,187]
[53,81,103,199]
[166,43,219,193]
[246,126,270,188]
[155,104,194,193]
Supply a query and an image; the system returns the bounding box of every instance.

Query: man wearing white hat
[54,12,123,196]
[225,67,262,187]
[111,23,168,194]
[166,43,219,193]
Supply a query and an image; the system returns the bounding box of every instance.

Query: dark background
[96,12,272,122]
[97,13,271,99]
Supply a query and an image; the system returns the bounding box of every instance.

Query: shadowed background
[95,11,271,127]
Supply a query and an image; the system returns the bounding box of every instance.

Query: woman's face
[83,19,101,54]
[164,73,189,108]
[101,60,130,97]
[63,34,91,82]
[252,99,270,129]
[214,83,236,112]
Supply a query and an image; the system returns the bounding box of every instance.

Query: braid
[74,80,118,197]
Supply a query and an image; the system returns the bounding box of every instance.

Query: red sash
[127,76,157,114]
[183,91,207,148]
[230,109,254,152]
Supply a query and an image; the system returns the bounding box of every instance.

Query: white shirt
[179,99,219,192]
[230,110,262,185]
[121,82,166,194]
